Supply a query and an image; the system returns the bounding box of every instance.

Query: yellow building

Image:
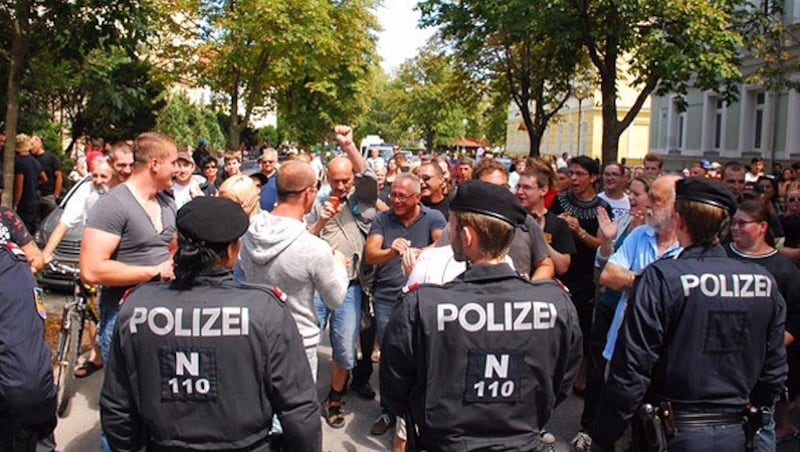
[506,82,651,163]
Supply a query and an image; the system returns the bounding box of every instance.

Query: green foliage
[257,126,282,148]
[419,0,583,156]
[156,91,225,151]
[179,0,381,148]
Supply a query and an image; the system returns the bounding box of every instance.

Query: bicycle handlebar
[48,261,80,276]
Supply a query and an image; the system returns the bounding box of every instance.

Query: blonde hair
[16,134,31,154]
[219,174,261,218]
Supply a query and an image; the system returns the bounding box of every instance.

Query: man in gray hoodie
[238,160,349,382]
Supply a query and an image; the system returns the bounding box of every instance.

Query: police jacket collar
[190,268,235,285]
[677,244,726,259]
[457,262,520,283]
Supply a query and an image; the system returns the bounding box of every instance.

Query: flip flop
[74,361,103,378]
[323,399,346,429]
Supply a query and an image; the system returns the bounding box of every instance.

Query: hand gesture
[320,200,339,221]
[334,125,354,147]
[391,237,412,255]
[558,213,580,233]
[156,259,175,281]
[597,208,618,242]
[401,248,421,276]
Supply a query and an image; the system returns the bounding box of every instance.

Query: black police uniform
[381,263,582,451]
[0,241,57,451]
[594,245,788,450]
[101,271,322,451]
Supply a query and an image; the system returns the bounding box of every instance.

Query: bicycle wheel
[55,309,81,417]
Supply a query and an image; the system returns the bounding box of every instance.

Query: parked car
[35,176,91,291]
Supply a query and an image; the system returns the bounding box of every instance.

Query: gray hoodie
[239,211,348,347]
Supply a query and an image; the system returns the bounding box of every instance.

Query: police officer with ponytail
[592,178,788,451]
[380,181,582,451]
[101,197,321,451]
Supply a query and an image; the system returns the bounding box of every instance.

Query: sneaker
[349,381,376,400]
[370,413,395,436]
[570,431,593,452]
[534,430,557,452]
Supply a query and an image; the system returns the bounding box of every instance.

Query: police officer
[0,240,56,451]
[101,197,321,451]
[591,178,788,451]
[380,181,582,451]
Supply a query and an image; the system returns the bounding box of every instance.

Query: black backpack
[0,241,57,430]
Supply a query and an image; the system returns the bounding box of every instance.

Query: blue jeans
[99,305,119,452]
[315,285,362,369]
[667,423,745,451]
[374,296,399,346]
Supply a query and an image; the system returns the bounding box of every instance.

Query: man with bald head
[306,125,385,428]
[239,160,348,388]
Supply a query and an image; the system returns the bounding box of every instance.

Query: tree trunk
[600,72,620,164]
[2,0,32,208]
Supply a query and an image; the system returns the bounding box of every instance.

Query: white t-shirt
[405,245,515,287]
[172,183,194,209]
[598,192,631,238]
[59,181,105,229]
[366,156,386,171]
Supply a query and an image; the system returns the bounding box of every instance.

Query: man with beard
[570,175,683,452]
[380,181,581,451]
[306,125,382,428]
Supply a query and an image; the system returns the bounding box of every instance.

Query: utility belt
[632,402,771,452]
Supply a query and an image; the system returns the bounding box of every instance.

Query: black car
[35,176,91,291]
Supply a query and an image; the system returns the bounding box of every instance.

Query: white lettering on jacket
[129,307,250,337]
[437,301,557,332]
[679,273,772,298]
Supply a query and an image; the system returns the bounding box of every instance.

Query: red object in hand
[329,196,340,212]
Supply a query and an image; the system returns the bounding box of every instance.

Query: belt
[348,279,360,287]
[673,411,743,427]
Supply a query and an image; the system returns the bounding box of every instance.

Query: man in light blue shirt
[600,175,682,362]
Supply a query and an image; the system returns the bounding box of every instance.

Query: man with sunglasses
[418,161,452,218]
[365,172,446,437]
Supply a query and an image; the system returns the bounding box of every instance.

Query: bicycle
[48,261,100,417]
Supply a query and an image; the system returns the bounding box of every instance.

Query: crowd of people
[0,127,797,452]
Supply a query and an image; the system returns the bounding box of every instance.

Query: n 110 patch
[160,346,217,401]
[464,350,523,403]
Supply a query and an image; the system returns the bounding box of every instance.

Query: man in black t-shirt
[419,162,452,219]
[31,135,63,223]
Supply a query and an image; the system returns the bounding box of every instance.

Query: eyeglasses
[787,197,800,202]
[731,219,760,228]
[389,192,418,202]
[204,165,217,170]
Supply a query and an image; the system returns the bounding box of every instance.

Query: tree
[0,0,156,207]
[156,91,225,151]
[570,0,750,163]
[419,0,583,156]
[386,41,483,151]
[189,0,380,149]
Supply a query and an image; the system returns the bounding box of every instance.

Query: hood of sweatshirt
[242,211,306,265]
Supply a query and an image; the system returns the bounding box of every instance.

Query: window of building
[754,91,765,149]
[714,99,724,150]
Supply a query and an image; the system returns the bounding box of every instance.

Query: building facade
[505,83,651,162]
[649,6,800,170]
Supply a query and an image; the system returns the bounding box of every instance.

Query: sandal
[323,399,346,429]
[74,361,103,378]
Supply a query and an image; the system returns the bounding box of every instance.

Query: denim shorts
[315,285,362,369]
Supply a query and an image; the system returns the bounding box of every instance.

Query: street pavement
[45,292,799,452]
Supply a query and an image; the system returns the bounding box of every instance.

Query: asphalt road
[44,291,799,452]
